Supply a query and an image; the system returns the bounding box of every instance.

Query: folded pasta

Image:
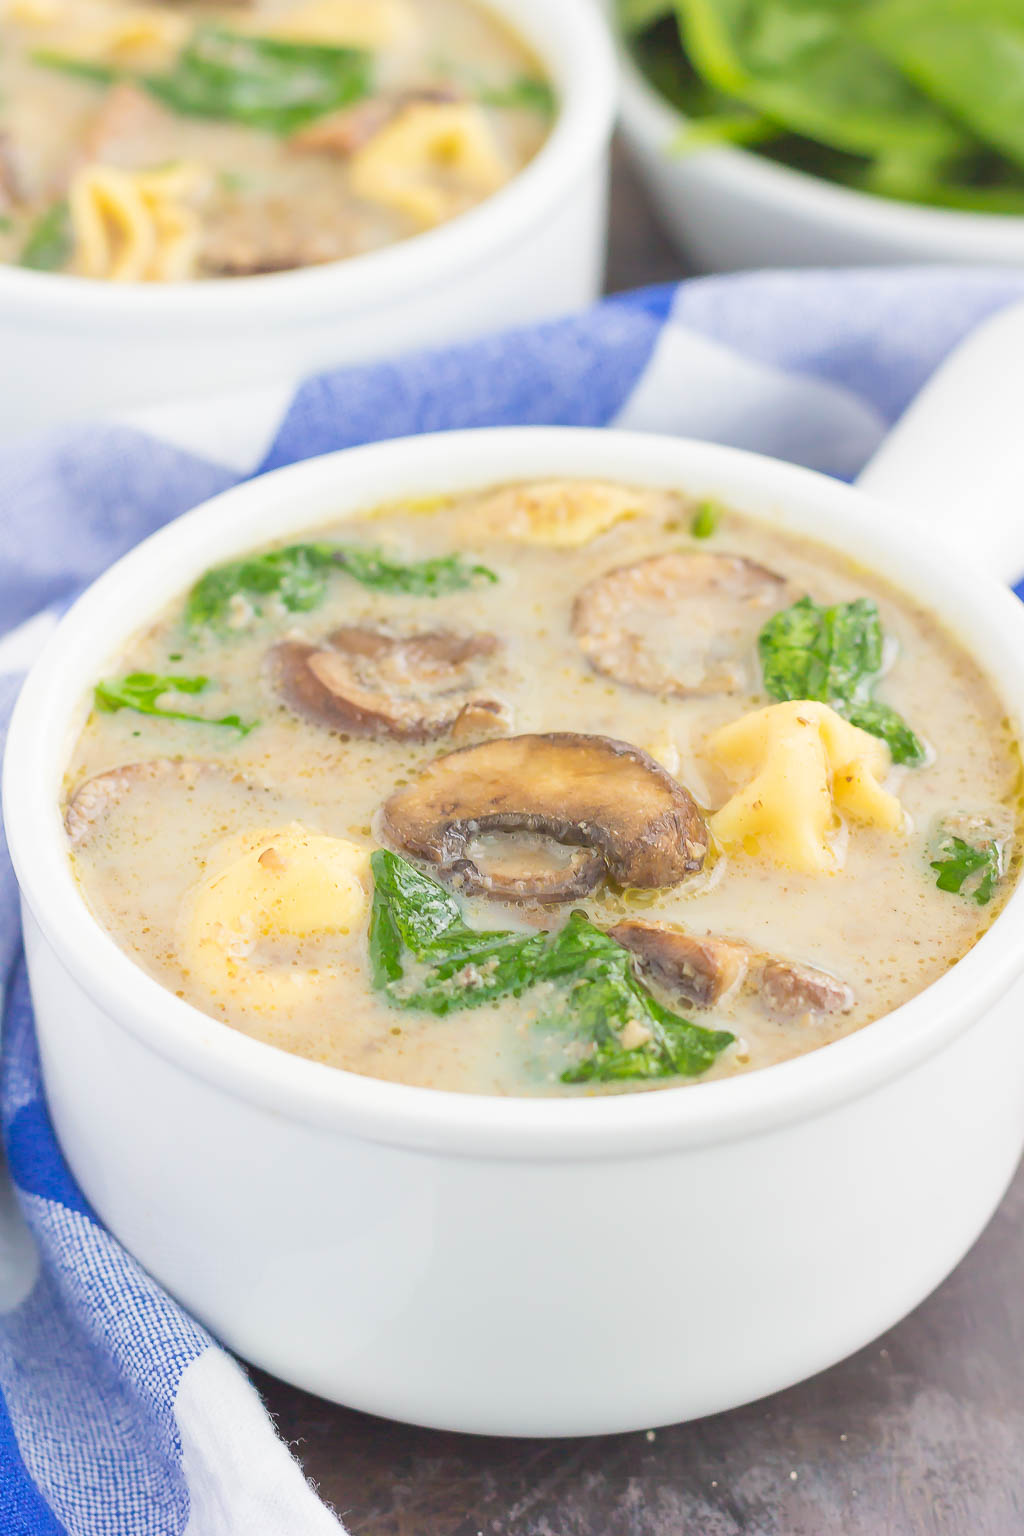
[69,162,211,282]
[709,700,905,872]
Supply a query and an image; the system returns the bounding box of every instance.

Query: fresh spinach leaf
[670,0,965,161]
[619,0,1024,212]
[534,911,735,1082]
[368,850,734,1080]
[186,544,339,628]
[19,201,72,272]
[186,542,498,629]
[144,28,372,135]
[758,595,925,766]
[931,834,1003,906]
[94,672,257,734]
[336,546,498,597]
[619,0,676,33]
[861,0,1024,175]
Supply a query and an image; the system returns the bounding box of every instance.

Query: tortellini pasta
[254,0,417,49]
[709,701,905,873]
[69,162,211,282]
[348,101,508,228]
[183,826,371,1010]
[473,481,643,547]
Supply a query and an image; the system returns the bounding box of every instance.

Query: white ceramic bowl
[612,11,1024,272]
[0,0,616,441]
[7,422,1024,1436]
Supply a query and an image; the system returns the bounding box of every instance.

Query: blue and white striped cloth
[3,268,1024,1534]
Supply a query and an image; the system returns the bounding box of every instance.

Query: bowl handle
[856,299,1024,586]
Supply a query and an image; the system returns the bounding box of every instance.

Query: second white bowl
[0,0,616,440]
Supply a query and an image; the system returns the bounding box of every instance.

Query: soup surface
[65,480,1021,1096]
[0,0,549,278]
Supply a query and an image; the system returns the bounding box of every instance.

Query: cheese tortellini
[349,101,508,228]
[69,162,211,282]
[473,481,644,547]
[709,701,905,873]
[184,826,370,1010]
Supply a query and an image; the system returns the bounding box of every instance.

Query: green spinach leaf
[19,201,72,272]
[931,834,1003,905]
[618,0,1024,212]
[94,672,257,734]
[368,850,734,1081]
[758,595,925,766]
[144,28,372,134]
[670,0,965,161]
[861,0,1024,174]
[186,542,497,629]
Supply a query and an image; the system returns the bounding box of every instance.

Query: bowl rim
[8,425,1024,1161]
[613,8,1024,246]
[0,0,617,322]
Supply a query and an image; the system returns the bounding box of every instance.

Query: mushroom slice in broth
[572,551,789,696]
[269,626,509,741]
[610,918,853,1021]
[66,758,254,845]
[381,732,709,903]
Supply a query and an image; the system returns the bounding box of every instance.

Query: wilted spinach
[186,542,497,629]
[758,595,925,766]
[368,850,734,1082]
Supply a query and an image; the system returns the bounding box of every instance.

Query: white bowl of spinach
[616,0,1024,270]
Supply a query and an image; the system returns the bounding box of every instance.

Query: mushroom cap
[381,732,709,903]
[572,550,788,696]
[269,625,507,742]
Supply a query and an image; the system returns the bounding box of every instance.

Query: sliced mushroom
[270,626,508,742]
[65,759,246,846]
[381,732,708,903]
[752,958,853,1020]
[199,196,355,277]
[608,921,752,1007]
[572,551,788,696]
[608,917,853,1020]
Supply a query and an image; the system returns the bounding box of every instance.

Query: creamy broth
[64,481,1021,1096]
[0,0,549,278]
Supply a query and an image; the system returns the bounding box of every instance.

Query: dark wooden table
[255,147,1024,1536]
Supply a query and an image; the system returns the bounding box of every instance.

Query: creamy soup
[64,481,1021,1096]
[0,0,549,278]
